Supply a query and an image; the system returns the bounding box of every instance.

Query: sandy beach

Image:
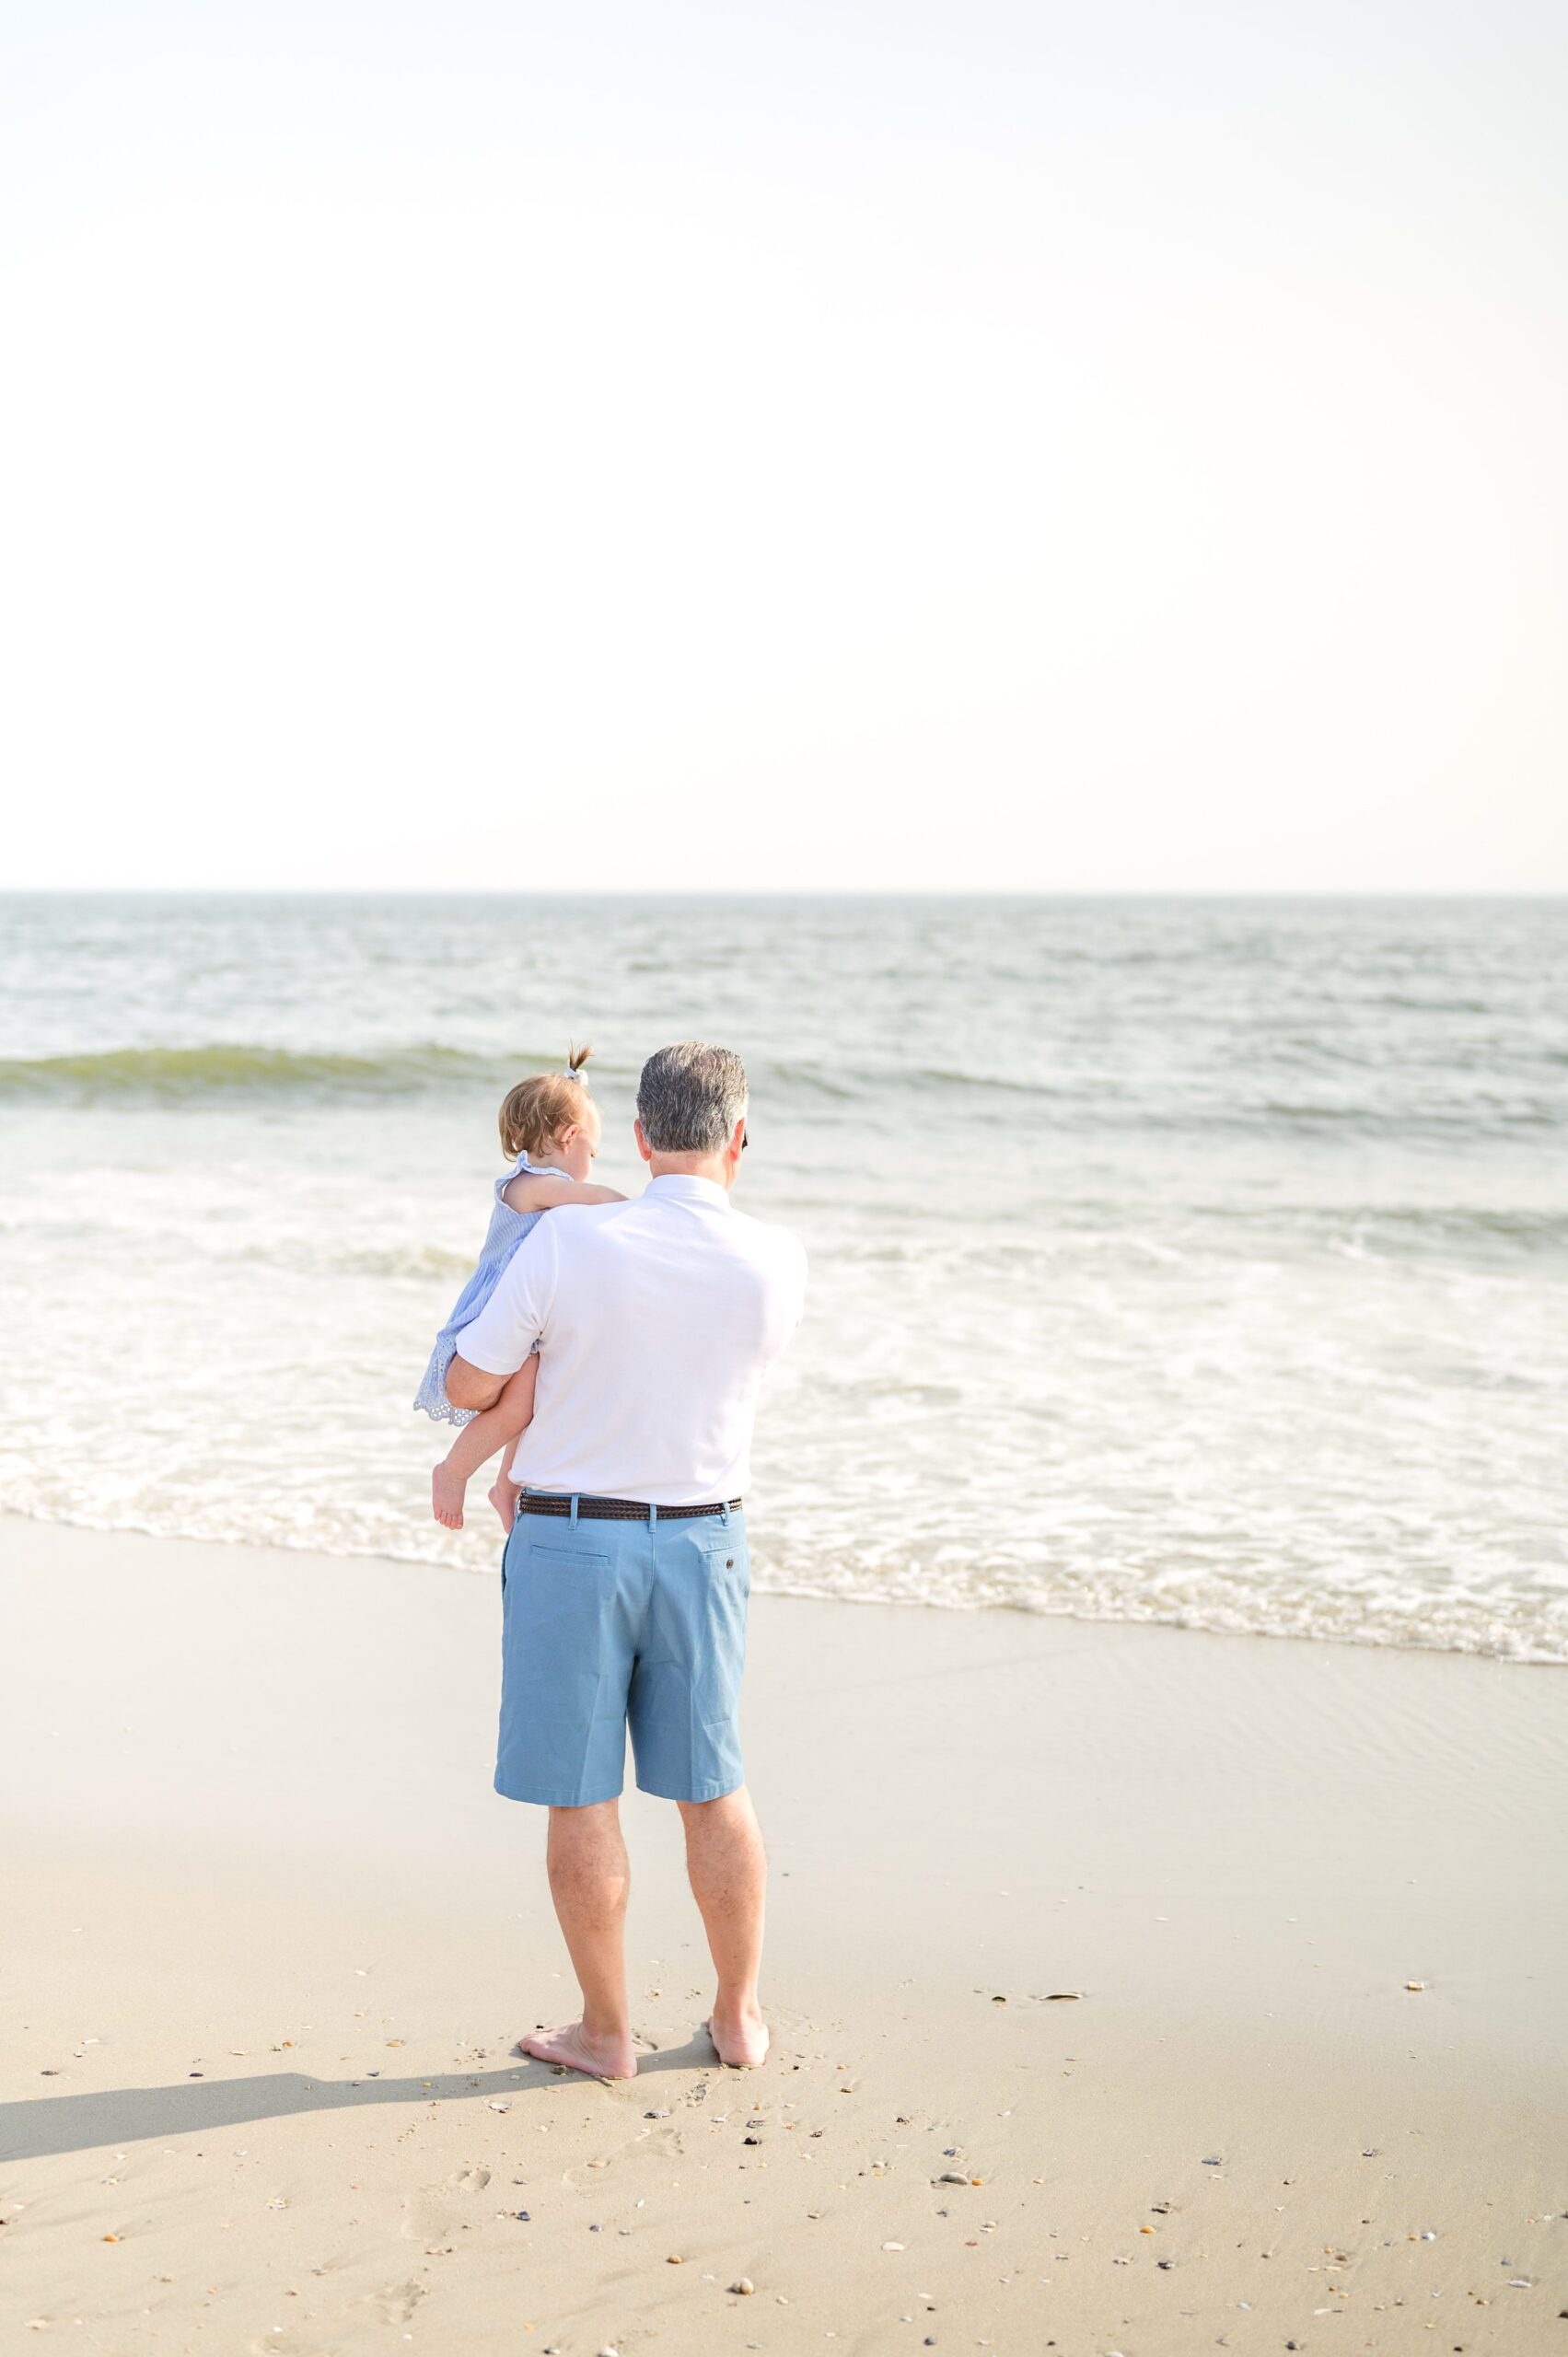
[6,0,1568,2328]
[3,1516,1564,2354]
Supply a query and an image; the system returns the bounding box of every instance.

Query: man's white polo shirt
[453,1173,807,1507]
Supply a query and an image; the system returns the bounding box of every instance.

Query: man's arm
[445,1355,507,1413]
[444,1219,560,1413]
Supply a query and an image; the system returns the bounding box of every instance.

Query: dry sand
[3,1515,1565,2354]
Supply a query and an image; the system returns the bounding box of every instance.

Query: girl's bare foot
[517,2021,637,2080]
[432,1462,467,1529]
[706,2008,769,2068]
[488,1475,521,1537]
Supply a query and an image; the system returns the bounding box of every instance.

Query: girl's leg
[432,1357,539,1530]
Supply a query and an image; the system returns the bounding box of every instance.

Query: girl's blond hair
[498,1045,595,1159]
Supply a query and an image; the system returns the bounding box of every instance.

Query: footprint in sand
[363,2280,426,2327]
[398,2191,460,2245]
[445,2165,493,2192]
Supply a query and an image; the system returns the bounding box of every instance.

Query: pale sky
[2,0,1564,893]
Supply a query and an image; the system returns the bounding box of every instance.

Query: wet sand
[3,1517,1565,2352]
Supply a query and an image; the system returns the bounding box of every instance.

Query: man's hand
[446,1355,506,1414]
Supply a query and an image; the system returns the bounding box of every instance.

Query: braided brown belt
[519,1493,742,1522]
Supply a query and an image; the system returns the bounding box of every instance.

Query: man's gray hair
[637,1041,749,1155]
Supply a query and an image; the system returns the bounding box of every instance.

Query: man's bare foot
[516,2021,637,2080]
[488,1475,521,1537]
[432,1462,467,1529]
[706,2008,769,2068]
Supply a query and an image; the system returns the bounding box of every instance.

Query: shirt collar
[646,1173,732,1209]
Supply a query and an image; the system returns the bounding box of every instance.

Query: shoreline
[6,1508,1565,1671]
[5,1519,1566,2351]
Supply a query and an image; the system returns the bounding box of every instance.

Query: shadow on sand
[1,2032,721,2162]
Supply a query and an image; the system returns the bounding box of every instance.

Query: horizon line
[4,886,1567,904]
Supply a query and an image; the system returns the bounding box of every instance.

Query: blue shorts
[496,1501,751,1807]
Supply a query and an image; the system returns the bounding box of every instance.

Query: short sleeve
[454,1219,560,1375]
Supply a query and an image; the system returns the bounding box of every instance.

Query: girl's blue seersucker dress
[412,1152,569,1426]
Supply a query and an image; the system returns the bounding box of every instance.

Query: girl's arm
[502,1173,626,1213]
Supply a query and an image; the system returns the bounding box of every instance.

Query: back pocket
[518,1540,612,1621]
[701,1534,749,1582]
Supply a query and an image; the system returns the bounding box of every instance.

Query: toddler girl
[414,1047,623,1533]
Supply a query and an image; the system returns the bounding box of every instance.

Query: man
[447,1041,807,2080]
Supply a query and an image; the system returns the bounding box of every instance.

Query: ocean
[2,892,1564,1662]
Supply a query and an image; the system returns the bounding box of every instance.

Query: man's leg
[518,1800,637,2080]
[679,1786,769,2067]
